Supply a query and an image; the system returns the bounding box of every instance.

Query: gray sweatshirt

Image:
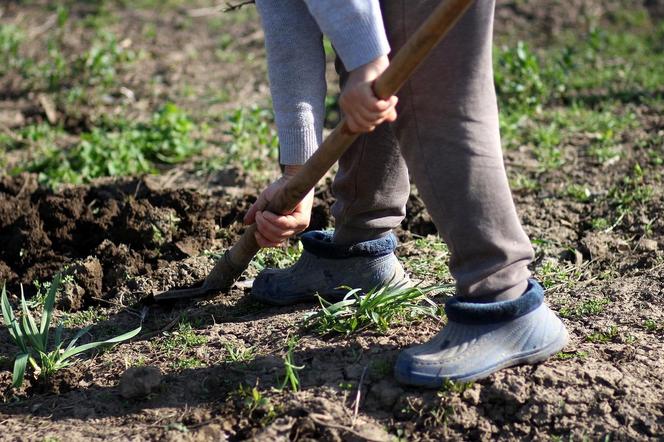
[255,0,390,165]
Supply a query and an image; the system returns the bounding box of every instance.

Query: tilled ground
[1,0,663,441]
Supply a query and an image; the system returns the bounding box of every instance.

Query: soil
[1,1,663,441]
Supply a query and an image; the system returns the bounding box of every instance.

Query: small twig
[188,1,254,17]
[223,1,255,12]
[352,365,368,426]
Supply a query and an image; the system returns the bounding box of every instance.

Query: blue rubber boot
[394,280,568,387]
[251,230,409,305]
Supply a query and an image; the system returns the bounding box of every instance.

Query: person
[243,0,569,386]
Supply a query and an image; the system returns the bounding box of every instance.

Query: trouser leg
[331,60,410,245]
[382,0,534,301]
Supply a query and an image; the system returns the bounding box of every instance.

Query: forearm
[256,0,326,166]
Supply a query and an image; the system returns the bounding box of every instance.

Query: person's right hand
[339,55,398,133]
[243,165,314,248]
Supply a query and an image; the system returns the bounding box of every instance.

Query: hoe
[155,0,476,302]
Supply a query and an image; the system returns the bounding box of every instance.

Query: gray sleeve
[303,0,390,70]
[256,0,326,165]
[256,0,390,165]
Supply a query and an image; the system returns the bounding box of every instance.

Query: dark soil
[0,1,663,441]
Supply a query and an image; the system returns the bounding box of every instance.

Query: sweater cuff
[334,14,390,71]
[278,126,320,165]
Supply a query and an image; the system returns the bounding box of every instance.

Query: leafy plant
[1,275,141,388]
[278,335,303,392]
[494,41,547,112]
[224,341,255,362]
[224,106,279,171]
[303,283,445,336]
[24,103,202,185]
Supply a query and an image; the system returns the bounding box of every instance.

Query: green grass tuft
[303,283,447,336]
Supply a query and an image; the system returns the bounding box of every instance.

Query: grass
[278,335,304,392]
[1,275,141,388]
[20,103,202,186]
[559,297,611,319]
[303,283,446,336]
[161,320,207,352]
[402,236,452,281]
[224,341,255,363]
[586,325,620,344]
[196,106,279,177]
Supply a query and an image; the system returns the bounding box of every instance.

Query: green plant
[235,383,277,425]
[1,275,141,388]
[303,283,444,336]
[24,103,202,185]
[494,41,547,112]
[0,24,24,75]
[251,241,302,273]
[556,351,588,361]
[559,297,610,318]
[223,106,279,172]
[586,326,619,344]
[161,320,207,352]
[224,341,255,362]
[278,335,304,392]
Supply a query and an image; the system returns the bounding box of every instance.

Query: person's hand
[339,55,398,133]
[243,165,314,248]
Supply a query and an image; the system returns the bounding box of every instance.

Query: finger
[262,210,305,231]
[347,115,375,133]
[255,230,282,248]
[256,212,296,242]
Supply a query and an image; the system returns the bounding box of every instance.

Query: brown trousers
[331,0,534,301]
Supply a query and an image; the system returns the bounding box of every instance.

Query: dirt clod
[119,366,163,399]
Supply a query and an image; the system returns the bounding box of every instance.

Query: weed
[174,357,205,370]
[235,383,277,425]
[303,283,445,336]
[62,307,109,328]
[0,24,24,75]
[278,335,304,392]
[566,184,592,203]
[1,275,141,388]
[402,236,452,281]
[590,217,610,231]
[586,326,619,344]
[161,320,207,352]
[495,41,547,113]
[535,259,586,290]
[24,104,202,185]
[559,297,610,319]
[225,106,279,172]
[643,319,660,332]
[510,172,539,192]
[251,241,302,273]
[439,379,474,395]
[370,359,392,378]
[224,341,255,362]
[556,351,589,361]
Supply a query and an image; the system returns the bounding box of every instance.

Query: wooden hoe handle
[155,0,475,301]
